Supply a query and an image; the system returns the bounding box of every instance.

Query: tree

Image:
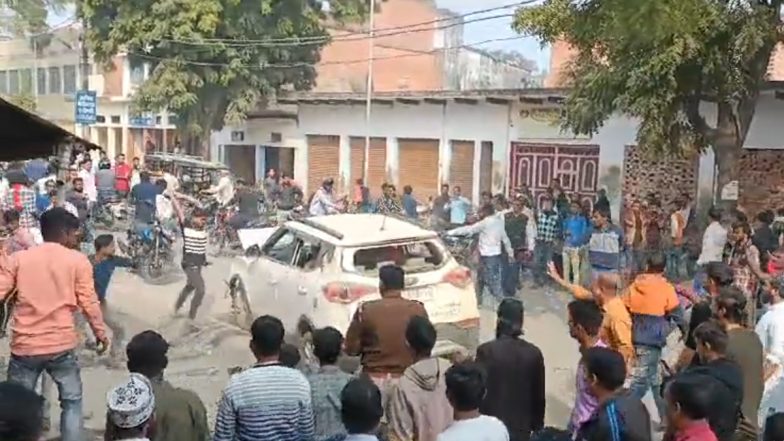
[514,0,783,204]
[81,0,368,155]
[0,0,71,53]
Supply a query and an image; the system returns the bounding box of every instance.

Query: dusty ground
[0,254,663,438]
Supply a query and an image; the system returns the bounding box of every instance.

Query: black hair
[715,286,747,325]
[707,206,722,222]
[313,327,343,365]
[3,209,19,225]
[379,265,405,292]
[0,381,44,441]
[155,179,167,189]
[441,183,449,190]
[99,161,111,170]
[140,171,150,182]
[765,412,784,441]
[705,262,734,287]
[479,204,495,217]
[405,315,437,356]
[496,298,524,338]
[279,343,301,368]
[732,220,752,237]
[340,378,383,434]
[567,300,603,337]
[80,158,92,167]
[250,315,285,357]
[192,207,209,218]
[583,347,626,391]
[94,234,115,253]
[645,251,666,273]
[40,207,80,243]
[593,207,611,220]
[403,185,412,195]
[531,427,573,441]
[759,210,775,225]
[445,362,487,412]
[71,177,83,184]
[126,330,170,378]
[666,373,714,421]
[693,320,728,355]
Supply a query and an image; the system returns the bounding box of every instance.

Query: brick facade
[738,149,784,216]
[621,145,698,212]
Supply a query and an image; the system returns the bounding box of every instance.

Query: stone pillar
[387,137,400,187]
[338,135,351,193]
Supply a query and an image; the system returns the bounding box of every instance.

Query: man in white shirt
[698,206,728,266]
[203,169,234,206]
[77,158,97,204]
[755,278,784,426]
[437,362,510,441]
[448,204,513,305]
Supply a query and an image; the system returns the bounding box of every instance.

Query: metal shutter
[450,140,475,200]
[307,135,340,197]
[398,138,440,199]
[350,137,387,197]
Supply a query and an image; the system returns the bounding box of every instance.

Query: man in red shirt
[114,153,132,198]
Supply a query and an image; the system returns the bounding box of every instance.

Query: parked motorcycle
[119,219,176,285]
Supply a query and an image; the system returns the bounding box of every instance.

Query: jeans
[627,346,666,420]
[7,350,83,441]
[666,246,686,281]
[502,259,521,298]
[533,240,554,285]
[475,255,503,303]
[562,247,582,285]
[176,265,206,319]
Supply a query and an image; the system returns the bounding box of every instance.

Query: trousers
[175,265,206,320]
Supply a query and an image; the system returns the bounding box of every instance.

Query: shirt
[448,197,472,225]
[570,340,607,433]
[449,216,513,257]
[90,255,133,301]
[306,365,353,441]
[3,185,38,229]
[156,194,174,220]
[213,363,314,441]
[131,182,162,223]
[503,211,536,252]
[149,377,210,441]
[756,302,784,361]
[0,242,106,356]
[309,188,339,216]
[114,163,132,192]
[436,415,510,441]
[698,221,728,265]
[402,194,418,218]
[78,169,97,202]
[674,420,718,441]
[214,176,235,206]
[536,211,560,243]
[601,297,634,365]
[181,225,208,267]
[563,215,589,248]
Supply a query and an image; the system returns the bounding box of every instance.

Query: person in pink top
[664,373,718,441]
[0,207,109,441]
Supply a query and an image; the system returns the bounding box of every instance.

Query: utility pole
[363,0,376,185]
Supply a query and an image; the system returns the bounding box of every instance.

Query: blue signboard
[74,90,97,125]
[129,114,155,127]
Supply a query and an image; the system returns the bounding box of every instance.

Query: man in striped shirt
[214,315,315,441]
[171,195,209,320]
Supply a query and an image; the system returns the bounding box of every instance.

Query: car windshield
[345,240,445,275]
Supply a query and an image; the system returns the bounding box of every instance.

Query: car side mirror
[245,244,261,258]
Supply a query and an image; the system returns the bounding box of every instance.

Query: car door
[286,233,329,320]
[259,227,299,319]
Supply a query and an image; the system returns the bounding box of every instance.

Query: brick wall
[738,149,784,216]
[621,145,698,212]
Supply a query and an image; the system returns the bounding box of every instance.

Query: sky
[48,0,551,72]
[436,0,550,72]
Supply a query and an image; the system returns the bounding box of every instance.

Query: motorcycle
[439,232,476,269]
[119,218,176,285]
[206,203,272,257]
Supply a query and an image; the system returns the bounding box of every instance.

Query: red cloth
[674,420,718,441]
[114,163,132,192]
[11,184,23,211]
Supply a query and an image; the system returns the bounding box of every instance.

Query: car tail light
[322,282,376,304]
[443,267,472,288]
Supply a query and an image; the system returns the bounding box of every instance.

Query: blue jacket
[588,224,624,271]
[90,256,134,301]
[563,215,589,247]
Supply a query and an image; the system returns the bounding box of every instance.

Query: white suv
[228,213,480,357]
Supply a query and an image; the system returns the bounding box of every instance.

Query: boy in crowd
[91,234,133,363]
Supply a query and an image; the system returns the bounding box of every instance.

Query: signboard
[74,90,97,125]
[721,180,739,201]
[129,114,155,127]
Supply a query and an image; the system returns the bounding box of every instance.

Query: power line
[157,0,536,46]
[128,35,528,69]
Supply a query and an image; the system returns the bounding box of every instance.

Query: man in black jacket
[476,298,545,441]
[576,347,651,441]
[686,320,744,441]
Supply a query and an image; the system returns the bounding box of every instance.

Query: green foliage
[82,0,368,150]
[514,0,782,159]
[0,0,70,36]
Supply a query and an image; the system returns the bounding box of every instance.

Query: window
[95,115,106,123]
[48,66,61,93]
[130,58,145,86]
[19,69,32,94]
[63,65,76,94]
[155,115,162,125]
[36,68,46,95]
[262,228,297,264]
[0,71,7,94]
[347,240,445,275]
[168,113,178,125]
[8,70,18,94]
[110,115,121,124]
[292,237,331,271]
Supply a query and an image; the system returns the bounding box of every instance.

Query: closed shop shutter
[450,140,474,200]
[350,137,387,196]
[398,138,440,199]
[307,135,340,197]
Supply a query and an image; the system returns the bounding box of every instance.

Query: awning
[0,96,100,161]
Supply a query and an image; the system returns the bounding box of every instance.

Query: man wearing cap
[105,373,156,441]
[125,330,209,441]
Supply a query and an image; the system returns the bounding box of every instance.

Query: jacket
[387,357,453,441]
[623,274,686,348]
[576,391,651,441]
[477,336,545,441]
[149,378,210,441]
[686,358,744,441]
[563,215,589,248]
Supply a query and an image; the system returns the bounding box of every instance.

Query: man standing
[448,186,472,228]
[447,204,514,305]
[502,197,536,297]
[125,330,210,441]
[431,184,451,228]
[2,175,39,242]
[533,196,560,287]
[214,315,314,441]
[698,207,727,267]
[307,327,353,441]
[624,199,648,273]
[402,185,419,219]
[376,183,402,215]
[170,195,209,322]
[567,299,606,436]
[476,299,545,441]
[77,158,97,205]
[114,154,132,198]
[724,221,769,323]
[563,200,589,286]
[346,265,428,403]
[0,207,109,441]
[95,160,116,206]
[667,198,689,280]
[587,208,624,278]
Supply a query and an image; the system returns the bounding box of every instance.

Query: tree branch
[685,96,716,142]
